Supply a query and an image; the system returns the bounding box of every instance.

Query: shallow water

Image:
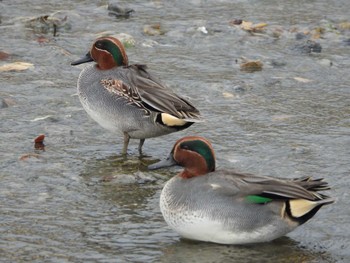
[1,0,349,262]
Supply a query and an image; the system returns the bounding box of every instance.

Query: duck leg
[122,132,130,155]
[138,138,145,154]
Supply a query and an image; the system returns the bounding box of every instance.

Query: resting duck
[149,136,334,244]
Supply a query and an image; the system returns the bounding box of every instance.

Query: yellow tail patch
[289,199,318,218]
[161,113,187,126]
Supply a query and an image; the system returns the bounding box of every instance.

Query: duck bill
[71,52,93,66]
[148,153,177,170]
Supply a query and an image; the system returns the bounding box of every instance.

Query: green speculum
[245,195,273,204]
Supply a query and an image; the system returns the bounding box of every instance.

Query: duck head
[148,136,216,178]
[71,37,128,70]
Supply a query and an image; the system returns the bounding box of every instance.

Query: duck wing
[205,170,334,223]
[207,171,332,201]
[125,65,202,121]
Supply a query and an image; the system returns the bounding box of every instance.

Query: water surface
[1,0,349,262]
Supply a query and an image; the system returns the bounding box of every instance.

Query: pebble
[0,98,9,109]
[294,40,322,53]
[318,59,333,67]
[107,3,134,18]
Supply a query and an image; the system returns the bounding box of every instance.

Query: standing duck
[71,37,201,154]
[148,136,334,244]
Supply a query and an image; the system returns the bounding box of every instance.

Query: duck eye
[181,145,190,150]
[95,41,104,49]
[95,40,106,49]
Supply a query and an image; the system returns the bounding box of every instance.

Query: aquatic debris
[30,115,53,122]
[229,19,267,33]
[310,27,325,39]
[25,12,71,36]
[292,22,337,40]
[0,51,10,60]
[34,134,45,151]
[241,21,267,32]
[19,153,42,161]
[240,58,263,73]
[338,21,350,30]
[222,92,235,98]
[143,23,164,36]
[36,36,50,44]
[197,26,208,34]
[0,62,34,72]
[108,3,134,18]
[293,77,313,83]
[229,19,243,26]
